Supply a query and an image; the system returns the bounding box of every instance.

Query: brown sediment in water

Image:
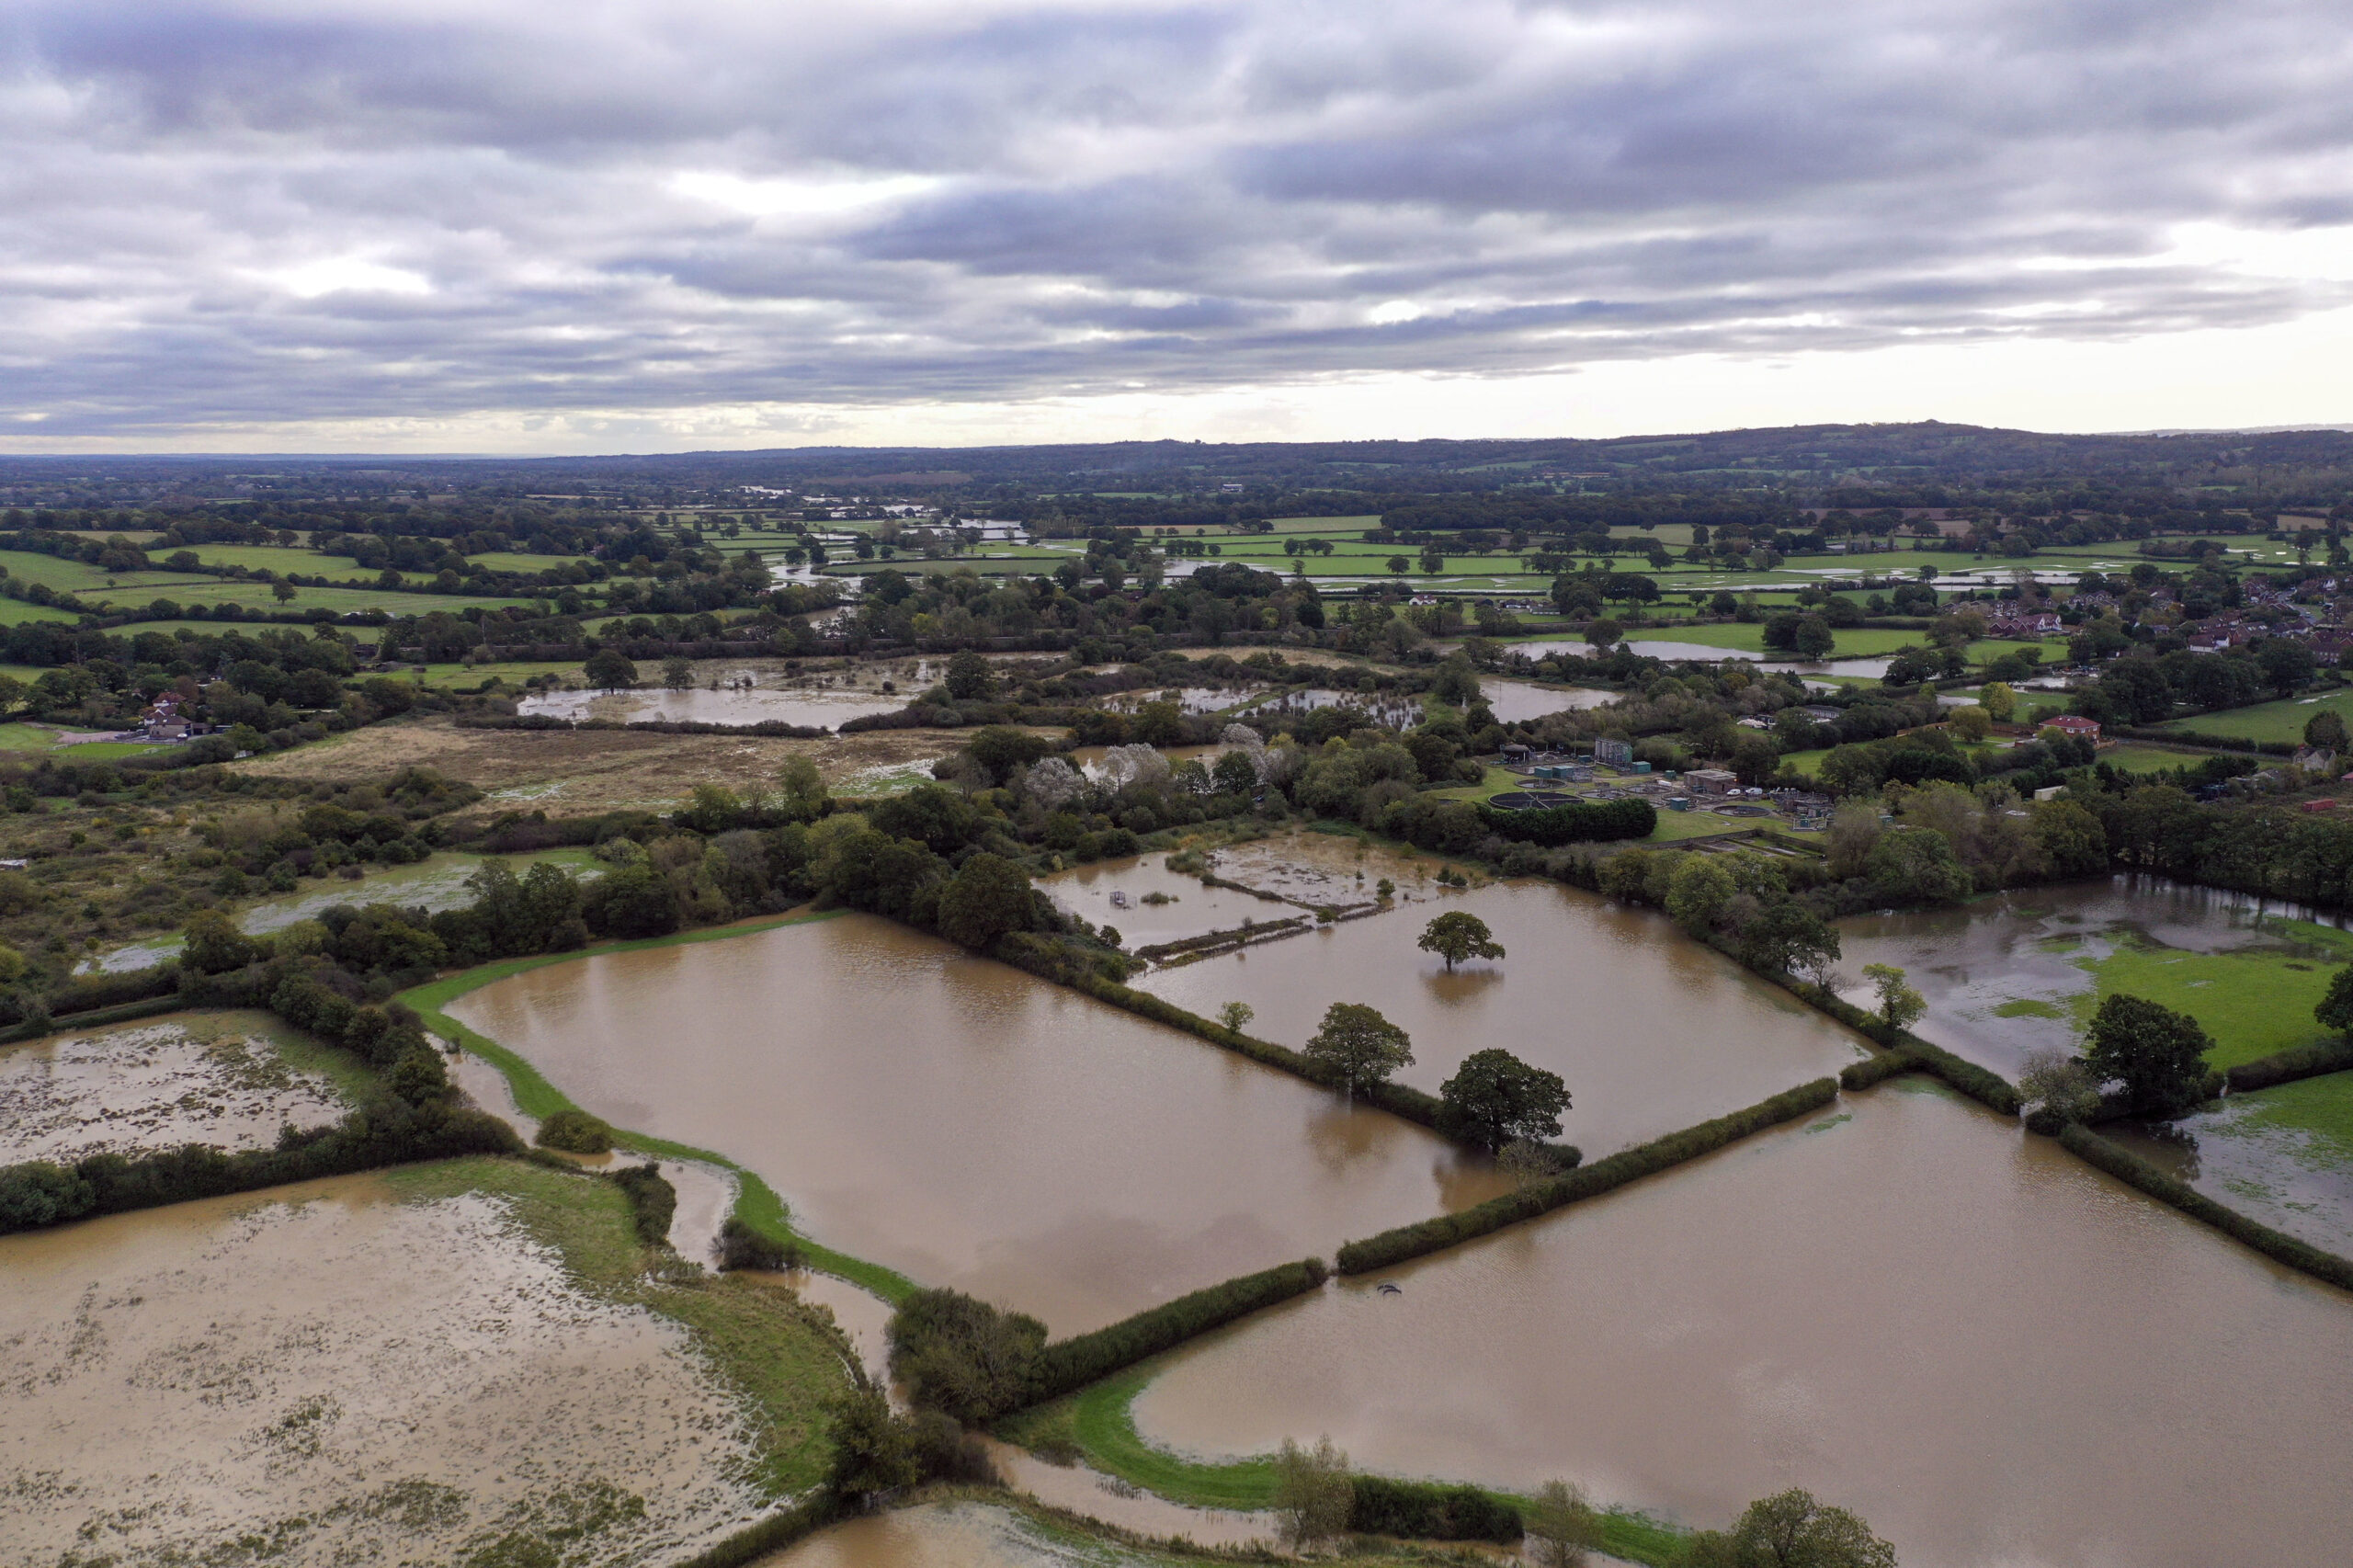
[0,1013,348,1164]
[448,914,1513,1334]
[1137,878,1867,1155]
[0,1173,770,1567]
[1478,678,1614,722]
[974,1439,1278,1549]
[1131,1084,2353,1568]
[757,1502,1085,1568]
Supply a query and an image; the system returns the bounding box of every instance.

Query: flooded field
[0,1172,772,1568]
[519,685,907,729]
[1138,878,1866,1156]
[1131,1085,2353,1568]
[1101,686,1262,716]
[1834,876,2348,1075]
[1041,855,1291,946]
[448,915,1514,1334]
[766,1501,1182,1568]
[2109,1074,2353,1254]
[0,1012,351,1163]
[1477,677,1614,722]
[85,846,601,972]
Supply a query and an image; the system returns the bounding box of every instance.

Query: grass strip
[1001,1361,1688,1565]
[397,906,916,1305]
[1336,1078,1838,1274]
[2056,1123,2353,1294]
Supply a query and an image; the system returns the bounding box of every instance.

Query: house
[1686,767,1740,795]
[2040,715,2102,742]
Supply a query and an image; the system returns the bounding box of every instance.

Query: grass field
[2068,922,2353,1069]
[2225,1070,2353,1172]
[2156,689,2353,745]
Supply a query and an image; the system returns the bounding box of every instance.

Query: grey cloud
[0,0,2348,437]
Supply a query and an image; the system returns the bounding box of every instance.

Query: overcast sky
[5,0,2351,452]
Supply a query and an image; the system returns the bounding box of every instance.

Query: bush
[906,1409,1003,1485]
[0,1160,95,1228]
[1839,1050,1917,1090]
[1476,797,1654,846]
[716,1215,793,1271]
[1026,1256,1329,1405]
[1350,1477,1524,1544]
[536,1108,616,1153]
[2223,1037,2353,1094]
[889,1289,1050,1425]
[608,1164,676,1246]
[1337,1080,1838,1273]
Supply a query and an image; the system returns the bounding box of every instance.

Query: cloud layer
[4,0,2350,442]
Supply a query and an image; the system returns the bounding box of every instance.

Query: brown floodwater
[1833,874,2335,1077]
[1137,879,1867,1157]
[518,685,906,729]
[1040,854,1286,946]
[1131,1083,2353,1568]
[762,1502,1126,1568]
[1478,677,1614,722]
[448,915,1514,1334]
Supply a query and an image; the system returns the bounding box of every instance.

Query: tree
[2256,638,2316,698]
[1585,617,1623,650]
[825,1382,920,1506]
[1665,856,1736,935]
[2018,1048,2102,1127]
[1737,903,1839,981]
[1528,1479,1603,1568]
[2081,992,2213,1117]
[1981,680,2017,722]
[584,648,637,690]
[1863,826,1972,903]
[945,649,997,700]
[182,909,266,973]
[1418,911,1506,972]
[778,754,826,816]
[2318,963,2353,1036]
[1791,614,1835,659]
[1218,1001,1255,1034]
[1439,1049,1570,1151]
[1387,555,1410,575]
[2305,709,2348,752]
[1948,705,1993,744]
[271,579,298,604]
[1861,963,1926,1031]
[1272,1437,1354,1548]
[935,853,1035,950]
[662,655,694,689]
[1685,1489,1895,1568]
[1212,749,1259,795]
[1303,1002,1414,1101]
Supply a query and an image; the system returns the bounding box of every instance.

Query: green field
[2069,923,2353,1069]
[2157,689,2353,745]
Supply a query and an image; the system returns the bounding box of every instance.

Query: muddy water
[977,1438,1279,1548]
[2107,1084,2353,1256]
[1138,880,1866,1156]
[1479,677,1614,722]
[1132,1085,2353,1568]
[519,685,905,729]
[0,1014,348,1163]
[1833,874,2331,1078]
[448,915,1513,1334]
[764,1502,1128,1568]
[0,1174,767,1566]
[1041,854,1288,946]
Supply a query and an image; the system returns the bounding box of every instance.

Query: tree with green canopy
[1418,911,1506,971]
[1685,1489,1895,1568]
[1303,1002,1414,1102]
[1438,1049,1570,1152]
[2081,992,2213,1118]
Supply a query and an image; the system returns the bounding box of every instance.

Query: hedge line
[0,1098,520,1234]
[666,1495,847,1568]
[1838,1049,1919,1090]
[1477,796,1656,846]
[1791,983,2022,1114]
[2112,725,2291,756]
[1026,1257,1329,1407]
[1349,1477,1522,1545]
[2223,1038,2353,1094]
[0,994,185,1046]
[1336,1078,1839,1275]
[995,947,1457,1136]
[2056,1124,2353,1293]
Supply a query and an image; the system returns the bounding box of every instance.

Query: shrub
[608,1164,676,1246]
[716,1215,793,1271]
[889,1289,1050,1425]
[1475,797,1654,846]
[1838,1050,1916,1090]
[1350,1477,1523,1544]
[536,1108,616,1154]
[1025,1256,1329,1405]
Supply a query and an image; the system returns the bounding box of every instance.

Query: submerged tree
[1303,1002,1414,1102]
[1528,1479,1604,1568]
[1439,1049,1570,1152]
[2081,993,2213,1118]
[583,647,638,691]
[1685,1489,1896,1568]
[1218,1001,1256,1034]
[1861,963,1927,1033]
[1272,1436,1354,1548]
[1418,911,1506,972]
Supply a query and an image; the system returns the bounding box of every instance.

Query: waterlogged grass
[2066,925,2353,1069]
[2229,1072,2353,1174]
[1992,998,2066,1020]
[998,1361,1688,1565]
[386,1156,856,1496]
[398,908,918,1305]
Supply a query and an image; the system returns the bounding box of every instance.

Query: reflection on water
[1133,1085,2353,1568]
[449,915,1512,1333]
[1477,677,1614,722]
[1137,880,1867,1156]
[2109,1089,2353,1256]
[1833,874,2343,1078]
[1040,855,1279,946]
[518,685,904,729]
